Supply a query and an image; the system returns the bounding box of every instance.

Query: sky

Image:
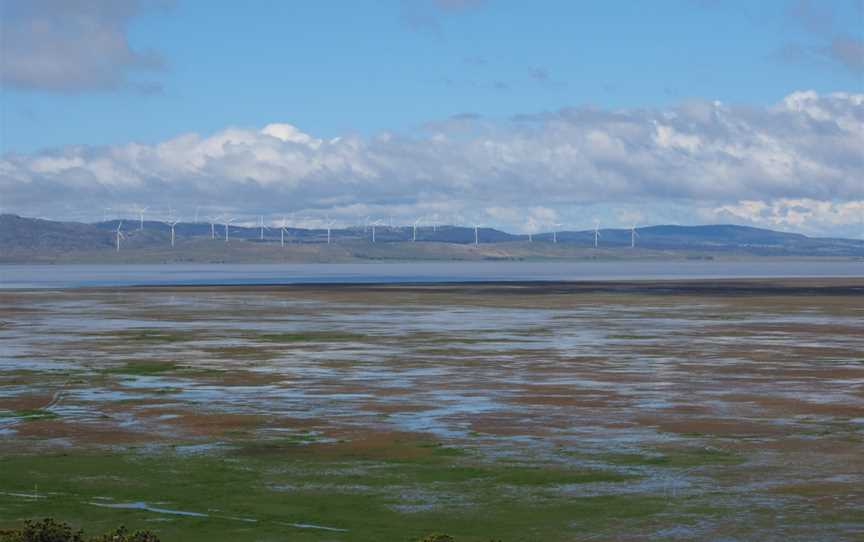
[0,0,862,236]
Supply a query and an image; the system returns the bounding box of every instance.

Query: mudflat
[1,279,862,541]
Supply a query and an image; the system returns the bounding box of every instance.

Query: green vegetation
[598,447,743,468]
[103,330,200,344]
[0,445,666,542]
[105,361,178,376]
[253,331,363,343]
[0,409,59,421]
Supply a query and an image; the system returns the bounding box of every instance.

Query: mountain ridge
[1,214,862,263]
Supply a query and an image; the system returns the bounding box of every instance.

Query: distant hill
[0,214,862,263]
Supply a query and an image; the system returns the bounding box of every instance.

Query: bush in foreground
[0,520,499,542]
[418,535,500,542]
[0,519,160,542]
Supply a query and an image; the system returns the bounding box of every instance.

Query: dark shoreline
[116,277,864,296]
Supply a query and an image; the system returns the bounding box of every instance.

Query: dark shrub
[0,519,84,542]
[89,527,160,542]
[0,521,159,542]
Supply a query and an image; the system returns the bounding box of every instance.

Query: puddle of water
[89,501,208,518]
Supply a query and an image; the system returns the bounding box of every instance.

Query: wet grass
[94,329,204,344]
[252,331,364,343]
[0,448,669,542]
[104,361,178,376]
[0,408,59,421]
[599,447,743,468]
[2,285,863,540]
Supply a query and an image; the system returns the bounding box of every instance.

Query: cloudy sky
[1,0,862,236]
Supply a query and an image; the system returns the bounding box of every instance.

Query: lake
[0,260,862,289]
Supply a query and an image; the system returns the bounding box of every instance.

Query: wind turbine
[631,224,639,249]
[412,216,424,242]
[207,214,222,240]
[593,221,601,249]
[257,215,270,240]
[432,213,439,233]
[324,216,335,244]
[370,219,384,243]
[552,222,563,244]
[473,223,480,245]
[134,205,148,231]
[114,221,125,252]
[166,216,180,248]
[223,217,235,242]
[279,216,289,247]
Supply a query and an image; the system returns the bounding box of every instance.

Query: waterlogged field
[0,280,863,541]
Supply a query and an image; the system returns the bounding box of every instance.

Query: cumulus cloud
[706,199,864,236]
[1,91,863,234]
[0,0,169,93]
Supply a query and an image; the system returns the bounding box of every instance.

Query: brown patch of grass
[13,419,155,445]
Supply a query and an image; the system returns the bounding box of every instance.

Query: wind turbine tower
[474,223,480,246]
[135,206,148,231]
[631,224,638,249]
[593,221,601,249]
[325,217,335,244]
[114,222,125,252]
[279,216,289,247]
[552,223,563,244]
[167,217,180,248]
[223,217,235,242]
[412,217,423,242]
[371,219,383,243]
[207,215,221,240]
[257,215,271,240]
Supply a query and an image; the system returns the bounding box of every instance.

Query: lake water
[0,261,862,289]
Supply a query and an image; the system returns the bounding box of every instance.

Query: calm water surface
[1,261,862,289]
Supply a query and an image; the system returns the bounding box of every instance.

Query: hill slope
[1,214,862,263]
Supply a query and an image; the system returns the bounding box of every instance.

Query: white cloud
[706,198,864,236]
[0,0,169,93]
[1,90,862,235]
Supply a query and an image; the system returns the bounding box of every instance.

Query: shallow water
[1,283,863,540]
[1,260,863,288]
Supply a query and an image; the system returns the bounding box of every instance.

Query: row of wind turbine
[106,210,641,251]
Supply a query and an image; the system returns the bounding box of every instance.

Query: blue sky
[4,0,862,152]
[1,0,862,235]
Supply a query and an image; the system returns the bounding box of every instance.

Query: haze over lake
[1,261,863,289]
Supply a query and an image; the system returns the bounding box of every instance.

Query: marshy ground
[0,280,862,541]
